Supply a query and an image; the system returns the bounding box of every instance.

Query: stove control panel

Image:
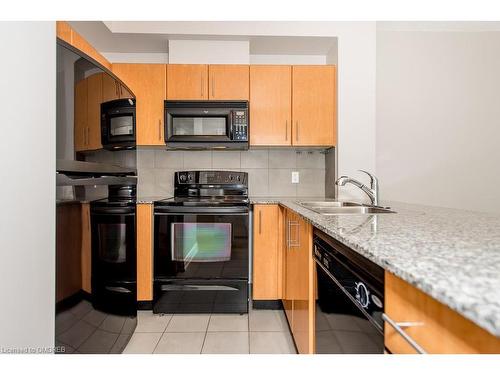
[176,171,247,185]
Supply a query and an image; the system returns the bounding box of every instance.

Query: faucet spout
[335,170,379,206]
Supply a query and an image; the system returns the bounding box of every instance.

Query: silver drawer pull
[382,313,427,354]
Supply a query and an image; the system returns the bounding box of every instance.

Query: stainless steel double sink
[298,201,396,215]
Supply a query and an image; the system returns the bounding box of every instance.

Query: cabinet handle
[158,120,162,140]
[285,120,288,141]
[382,313,426,354]
[288,220,300,248]
[258,210,262,234]
[295,121,299,141]
[201,72,204,98]
[211,74,215,98]
[85,127,88,146]
[116,82,119,98]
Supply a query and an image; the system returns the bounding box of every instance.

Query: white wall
[0,22,56,350]
[376,30,500,213]
[168,40,250,64]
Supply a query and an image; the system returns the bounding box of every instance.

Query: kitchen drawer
[384,272,500,354]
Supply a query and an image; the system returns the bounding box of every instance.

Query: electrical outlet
[292,171,300,184]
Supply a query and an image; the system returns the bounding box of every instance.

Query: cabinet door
[74,79,88,152]
[209,65,249,100]
[113,64,166,146]
[101,72,120,102]
[137,204,153,301]
[250,65,291,146]
[166,64,208,100]
[81,203,91,294]
[292,65,336,146]
[292,215,313,354]
[86,73,103,150]
[283,209,298,326]
[253,205,282,300]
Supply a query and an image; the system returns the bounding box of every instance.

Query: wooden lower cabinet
[81,203,91,294]
[385,272,500,354]
[137,203,153,301]
[282,208,314,354]
[252,205,283,300]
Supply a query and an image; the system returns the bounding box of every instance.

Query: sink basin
[298,201,396,215]
[299,201,362,209]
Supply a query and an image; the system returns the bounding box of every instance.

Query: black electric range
[153,171,250,314]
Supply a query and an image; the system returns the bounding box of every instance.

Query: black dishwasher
[313,229,384,354]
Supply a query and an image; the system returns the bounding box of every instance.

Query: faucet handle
[358,170,378,189]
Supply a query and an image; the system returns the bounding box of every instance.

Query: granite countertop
[252,197,500,338]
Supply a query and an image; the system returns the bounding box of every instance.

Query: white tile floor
[123,308,297,354]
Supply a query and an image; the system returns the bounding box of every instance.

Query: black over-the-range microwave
[101,98,136,150]
[164,100,249,150]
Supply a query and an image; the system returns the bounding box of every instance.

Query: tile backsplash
[137,148,329,198]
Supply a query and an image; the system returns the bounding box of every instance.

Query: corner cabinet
[112,64,166,146]
[283,208,314,354]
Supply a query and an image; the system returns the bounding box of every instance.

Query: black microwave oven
[164,101,249,150]
[101,98,136,150]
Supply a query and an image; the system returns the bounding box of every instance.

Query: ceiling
[69,21,338,55]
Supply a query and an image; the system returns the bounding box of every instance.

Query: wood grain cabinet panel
[112,64,166,146]
[252,205,283,300]
[292,65,336,147]
[167,64,208,100]
[86,73,103,150]
[385,272,500,354]
[249,65,291,145]
[209,65,249,100]
[137,204,154,301]
[81,203,91,294]
[101,72,120,102]
[74,79,88,152]
[283,208,314,354]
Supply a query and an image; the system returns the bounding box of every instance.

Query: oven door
[154,207,249,280]
[91,206,136,282]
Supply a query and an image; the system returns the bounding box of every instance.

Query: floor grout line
[200,314,211,354]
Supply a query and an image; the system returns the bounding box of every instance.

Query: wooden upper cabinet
[101,72,120,103]
[56,21,72,44]
[166,64,208,100]
[74,79,88,152]
[113,63,166,146]
[292,65,336,147]
[250,65,292,146]
[209,65,249,100]
[86,73,103,150]
[253,205,282,300]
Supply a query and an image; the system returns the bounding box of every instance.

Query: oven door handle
[154,207,249,215]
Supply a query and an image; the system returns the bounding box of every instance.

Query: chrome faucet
[336,170,379,206]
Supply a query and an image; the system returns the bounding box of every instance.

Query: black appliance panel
[101,99,136,150]
[154,211,249,280]
[314,230,384,354]
[164,101,248,149]
[153,279,248,314]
